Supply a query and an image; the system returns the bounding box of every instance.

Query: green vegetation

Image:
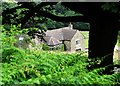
[116,41,120,47]
[1,25,120,85]
[42,43,50,51]
[1,1,120,85]
[2,2,90,31]
[116,31,120,47]
[1,47,120,84]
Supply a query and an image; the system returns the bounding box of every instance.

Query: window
[50,47,54,51]
[76,49,81,51]
[76,40,80,45]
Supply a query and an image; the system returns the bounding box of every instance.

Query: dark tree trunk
[3,2,119,72]
[61,3,119,71]
[89,19,118,71]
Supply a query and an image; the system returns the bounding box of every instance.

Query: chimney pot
[69,22,73,29]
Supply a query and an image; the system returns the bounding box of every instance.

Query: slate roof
[45,27,77,41]
[44,36,62,46]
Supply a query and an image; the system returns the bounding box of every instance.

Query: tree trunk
[89,20,118,71]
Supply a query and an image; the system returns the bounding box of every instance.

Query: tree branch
[20,2,57,28]
[36,10,90,22]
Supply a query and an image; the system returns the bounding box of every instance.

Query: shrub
[1,25,120,85]
[42,43,50,51]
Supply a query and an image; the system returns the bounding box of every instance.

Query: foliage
[2,2,90,31]
[2,1,18,11]
[102,3,119,14]
[42,43,50,51]
[102,2,120,22]
[47,2,82,17]
[61,44,65,51]
[1,25,31,49]
[42,44,65,51]
[117,31,120,46]
[1,25,120,85]
[1,47,120,84]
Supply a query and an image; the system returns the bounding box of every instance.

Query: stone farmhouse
[42,23,85,52]
[17,23,86,52]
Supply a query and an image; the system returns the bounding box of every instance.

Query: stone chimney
[69,22,73,29]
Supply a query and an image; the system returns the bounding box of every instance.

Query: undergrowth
[1,25,120,85]
[1,47,120,85]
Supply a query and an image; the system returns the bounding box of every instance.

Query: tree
[2,2,89,39]
[61,2,120,72]
[2,2,120,73]
[2,2,83,28]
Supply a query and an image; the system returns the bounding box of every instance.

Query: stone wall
[71,30,85,52]
[64,41,71,51]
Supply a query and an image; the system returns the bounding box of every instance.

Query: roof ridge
[47,27,70,31]
[67,30,77,40]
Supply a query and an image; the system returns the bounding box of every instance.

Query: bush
[42,43,50,51]
[1,48,120,84]
[1,25,120,85]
